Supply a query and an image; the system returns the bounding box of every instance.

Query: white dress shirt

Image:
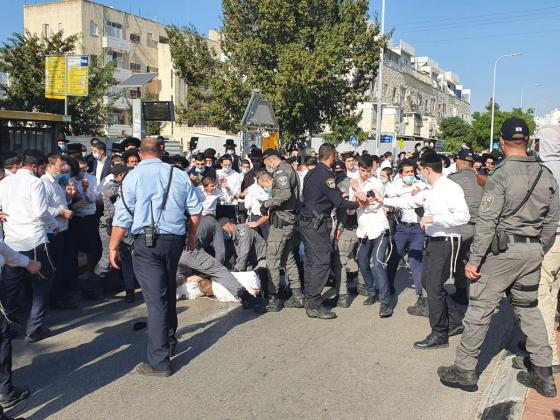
[216,169,243,205]
[350,176,389,240]
[383,175,470,237]
[384,177,428,224]
[0,169,56,251]
[95,157,107,185]
[347,168,359,180]
[244,183,269,216]
[196,186,225,216]
[0,239,30,270]
[73,172,98,217]
[41,172,70,233]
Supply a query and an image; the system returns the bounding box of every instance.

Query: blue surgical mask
[54,173,64,182]
[266,167,274,174]
[59,145,66,152]
[263,187,272,194]
[82,152,87,158]
[206,163,213,168]
[403,176,416,185]
[226,149,235,156]
[195,167,204,174]
[222,167,232,174]
[223,232,231,240]
[93,152,99,160]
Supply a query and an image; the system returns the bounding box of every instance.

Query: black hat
[121,137,141,149]
[112,142,124,153]
[189,137,199,148]
[334,160,344,172]
[204,148,216,158]
[456,149,474,162]
[56,132,69,143]
[262,148,280,160]
[500,118,530,141]
[66,143,82,153]
[223,139,237,148]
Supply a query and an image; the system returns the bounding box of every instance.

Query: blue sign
[80,56,89,66]
[349,135,358,146]
[380,134,393,144]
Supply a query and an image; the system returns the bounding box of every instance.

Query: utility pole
[374,0,386,155]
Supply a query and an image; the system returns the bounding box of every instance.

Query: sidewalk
[522,325,560,420]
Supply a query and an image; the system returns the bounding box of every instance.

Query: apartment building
[24,0,186,137]
[358,40,471,142]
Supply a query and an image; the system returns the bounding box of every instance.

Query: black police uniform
[299,162,359,316]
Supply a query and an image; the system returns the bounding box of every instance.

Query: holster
[491,229,509,255]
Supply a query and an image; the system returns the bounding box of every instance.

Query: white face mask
[241,167,249,174]
[222,167,232,174]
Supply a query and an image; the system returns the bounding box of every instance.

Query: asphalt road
[7,270,513,420]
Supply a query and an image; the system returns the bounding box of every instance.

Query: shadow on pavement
[11,298,256,419]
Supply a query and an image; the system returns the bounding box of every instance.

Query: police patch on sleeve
[480,193,494,212]
[277,174,289,188]
[326,178,336,189]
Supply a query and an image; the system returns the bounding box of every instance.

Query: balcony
[107,124,133,138]
[103,94,130,110]
[113,67,132,82]
[102,36,131,53]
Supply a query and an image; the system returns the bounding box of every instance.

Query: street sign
[67,55,89,96]
[349,135,358,146]
[380,134,393,144]
[398,138,405,149]
[45,56,66,99]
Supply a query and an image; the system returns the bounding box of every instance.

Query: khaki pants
[455,243,551,370]
[538,236,560,366]
[334,228,359,295]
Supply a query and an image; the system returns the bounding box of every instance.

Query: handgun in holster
[312,209,325,230]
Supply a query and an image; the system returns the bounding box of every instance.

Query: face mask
[419,171,428,184]
[263,187,272,194]
[93,152,99,160]
[403,176,416,185]
[222,167,232,174]
[241,168,249,174]
[266,167,274,174]
[206,163,213,168]
[59,145,66,152]
[54,173,64,182]
[226,149,235,156]
[195,167,204,174]
[381,179,389,184]
[82,152,87,158]
[223,232,231,240]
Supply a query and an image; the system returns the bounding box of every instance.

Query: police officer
[438,118,560,398]
[448,149,483,305]
[260,149,302,311]
[220,219,267,273]
[299,143,360,319]
[109,138,203,377]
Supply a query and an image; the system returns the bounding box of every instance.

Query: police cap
[500,118,530,142]
[262,149,280,160]
[456,149,474,162]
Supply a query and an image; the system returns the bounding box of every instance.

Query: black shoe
[407,297,429,317]
[363,295,378,306]
[135,362,171,377]
[347,286,358,296]
[517,366,557,398]
[451,288,469,306]
[284,289,304,308]
[306,305,337,320]
[448,324,464,337]
[239,290,267,313]
[265,296,283,312]
[125,289,135,303]
[51,299,77,310]
[0,386,30,409]
[82,289,100,301]
[389,285,396,295]
[379,303,393,318]
[357,284,368,297]
[25,327,51,344]
[437,365,478,392]
[414,334,448,350]
[512,355,531,370]
[337,294,351,308]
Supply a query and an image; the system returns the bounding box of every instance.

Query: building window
[106,51,124,68]
[392,87,397,103]
[105,21,123,39]
[147,33,157,48]
[147,66,158,73]
[42,24,49,39]
[159,36,169,44]
[90,21,98,36]
[130,33,140,43]
[130,62,141,72]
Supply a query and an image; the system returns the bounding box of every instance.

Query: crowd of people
[0,117,558,417]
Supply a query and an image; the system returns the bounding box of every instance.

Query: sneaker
[337,294,351,308]
[135,362,171,377]
[363,295,378,306]
[25,327,51,344]
[306,305,337,320]
[0,386,30,409]
[379,303,393,318]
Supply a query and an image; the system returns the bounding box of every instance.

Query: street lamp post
[520,83,544,110]
[490,52,522,151]
[374,0,386,155]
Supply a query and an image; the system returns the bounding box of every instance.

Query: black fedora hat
[223,139,237,148]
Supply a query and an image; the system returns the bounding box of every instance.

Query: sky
[2,0,559,116]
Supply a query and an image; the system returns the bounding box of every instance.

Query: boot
[306,305,337,320]
[284,288,304,308]
[239,290,267,313]
[517,365,557,398]
[265,295,283,312]
[407,296,429,317]
[337,294,351,308]
[437,365,478,392]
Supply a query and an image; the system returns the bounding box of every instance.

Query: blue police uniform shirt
[113,158,203,235]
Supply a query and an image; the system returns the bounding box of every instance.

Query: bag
[490,167,543,255]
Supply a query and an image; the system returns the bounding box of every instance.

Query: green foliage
[323,113,367,145]
[0,30,115,135]
[438,116,472,153]
[168,0,381,140]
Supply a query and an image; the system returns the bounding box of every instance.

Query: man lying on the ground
[177,271,261,303]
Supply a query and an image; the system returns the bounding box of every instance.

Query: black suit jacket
[91,158,112,184]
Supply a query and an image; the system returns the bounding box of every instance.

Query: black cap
[457,149,474,162]
[204,148,216,158]
[262,148,280,160]
[500,117,530,141]
[66,143,82,152]
[121,137,141,149]
[334,160,344,172]
[112,142,124,152]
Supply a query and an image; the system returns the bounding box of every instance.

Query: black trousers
[299,217,333,310]
[133,234,185,371]
[48,231,70,303]
[422,237,463,338]
[0,289,12,395]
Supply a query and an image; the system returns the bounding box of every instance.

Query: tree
[168,0,381,141]
[438,116,472,153]
[0,30,115,135]
[323,113,367,145]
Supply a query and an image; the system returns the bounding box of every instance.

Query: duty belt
[426,236,459,242]
[400,222,419,227]
[507,234,540,244]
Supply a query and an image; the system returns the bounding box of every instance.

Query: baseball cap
[334,160,344,172]
[500,118,530,141]
[262,148,280,160]
[456,149,474,162]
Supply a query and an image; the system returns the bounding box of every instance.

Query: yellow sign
[262,131,279,150]
[67,55,89,96]
[399,138,405,149]
[45,55,89,99]
[45,56,66,99]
